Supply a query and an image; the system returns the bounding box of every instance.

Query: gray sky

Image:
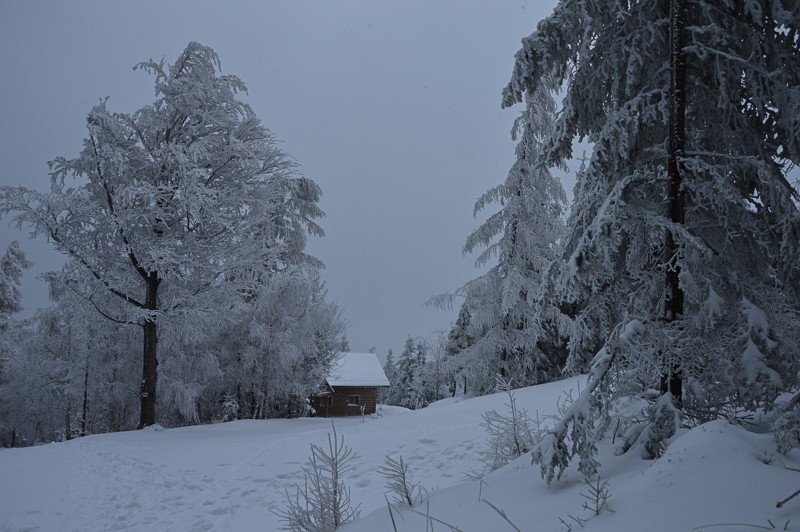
[0,0,562,356]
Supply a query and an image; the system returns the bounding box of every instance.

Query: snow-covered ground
[1,375,798,531]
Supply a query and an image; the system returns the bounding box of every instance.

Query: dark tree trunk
[65,398,72,441]
[138,272,160,429]
[80,357,89,437]
[661,0,686,405]
[108,352,119,432]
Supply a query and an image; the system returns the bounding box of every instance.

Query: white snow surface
[1,375,798,531]
[327,352,390,387]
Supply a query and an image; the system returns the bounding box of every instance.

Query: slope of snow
[348,419,800,532]
[1,375,798,531]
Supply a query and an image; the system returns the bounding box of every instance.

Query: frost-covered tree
[0,241,31,446]
[383,336,447,409]
[0,242,31,317]
[215,268,345,420]
[0,241,30,378]
[441,77,569,393]
[444,305,474,396]
[503,0,800,480]
[386,337,431,410]
[0,43,324,428]
[473,376,544,478]
[379,349,396,404]
[276,422,360,530]
[446,305,474,359]
[1,268,144,445]
[418,332,452,403]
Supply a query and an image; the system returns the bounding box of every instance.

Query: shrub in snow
[471,376,545,478]
[773,393,800,454]
[276,421,360,531]
[615,393,682,460]
[558,476,613,530]
[580,476,613,516]
[532,321,638,483]
[378,455,425,507]
[221,395,239,422]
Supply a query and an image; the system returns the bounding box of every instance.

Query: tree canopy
[0,42,328,428]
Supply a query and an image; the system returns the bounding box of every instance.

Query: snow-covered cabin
[313,352,390,417]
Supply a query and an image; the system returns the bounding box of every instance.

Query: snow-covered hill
[1,376,798,531]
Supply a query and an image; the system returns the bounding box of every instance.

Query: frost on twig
[275,421,361,531]
[470,375,545,479]
[379,454,425,507]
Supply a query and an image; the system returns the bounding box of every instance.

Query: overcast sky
[0,0,565,357]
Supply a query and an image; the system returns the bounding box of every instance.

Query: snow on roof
[327,352,390,388]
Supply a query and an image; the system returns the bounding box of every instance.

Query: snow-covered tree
[379,349,397,404]
[0,241,32,446]
[0,241,30,378]
[446,305,473,359]
[441,76,569,393]
[216,268,345,420]
[0,42,324,428]
[276,422,361,530]
[503,0,800,480]
[443,305,475,396]
[0,242,31,317]
[385,337,431,410]
[0,268,145,445]
[418,332,452,403]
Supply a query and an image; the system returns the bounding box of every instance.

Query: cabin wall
[313,386,379,417]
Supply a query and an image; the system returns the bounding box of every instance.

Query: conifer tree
[444,305,474,396]
[503,0,800,480]
[0,242,31,317]
[0,241,31,446]
[447,77,569,392]
[393,337,425,409]
[380,349,397,404]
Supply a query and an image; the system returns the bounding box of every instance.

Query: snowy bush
[471,376,545,478]
[221,395,239,422]
[614,393,682,460]
[276,421,361,531]
[773,393,800,454]
[378,455,425,507]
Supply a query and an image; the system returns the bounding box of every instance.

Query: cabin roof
[326,352,390,387]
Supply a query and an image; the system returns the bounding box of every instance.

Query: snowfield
[1,375,798,531]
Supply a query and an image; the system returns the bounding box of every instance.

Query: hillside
[1,375,798,531]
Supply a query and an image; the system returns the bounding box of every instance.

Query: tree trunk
[65,397,72,441]
[138,272,160,428]
[80,355,89,437]
[108,352,118,432]
[662,0,686,405]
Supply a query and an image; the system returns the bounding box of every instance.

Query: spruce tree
[453,76,569,391]
[504,0,800,480]
[379,349,396,405]
[395,337,422,409]
[0,242,31,317]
